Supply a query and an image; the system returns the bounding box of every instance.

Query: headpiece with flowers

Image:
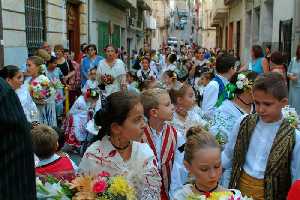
[226,72,254,100]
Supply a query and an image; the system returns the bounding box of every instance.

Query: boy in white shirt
[201,55,236,119]
[222,72,300,200]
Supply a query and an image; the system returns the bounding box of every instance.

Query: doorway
[67,2,80,61]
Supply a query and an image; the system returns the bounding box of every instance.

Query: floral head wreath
[85,88,99,99]
[226,72,254,100]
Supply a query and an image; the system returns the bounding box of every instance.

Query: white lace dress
[79,136,161,200]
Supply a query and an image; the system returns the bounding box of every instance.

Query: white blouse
[222,116,300,187]
[79,136,161,200]
[16,81,39,122]
[97,59,126,96]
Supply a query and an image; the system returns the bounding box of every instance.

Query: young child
[196,71,214,107]
[222,72,300,200]
[141,88,179,200]
[32,124,77,181]
[64,88,100,149]
[202,55,236,119]
[173,126,244,200]
[126,71,140,94]
[169,84,207,198]
[137,57,157,82]
[79,91,161,199]
[162,70,182,90]
[46,56,64,121]
[81,67,99,93]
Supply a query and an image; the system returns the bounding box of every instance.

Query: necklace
[194,183,219,198]
[237,95,252,106]
[110,139,130,151]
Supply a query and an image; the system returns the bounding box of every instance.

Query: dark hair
[52,126,65,151]
[230,70,258,95]
[194,48,205,55]
[105,44,117,53]
[87,44,98,54]
[168,54,177,63]
[215,54,236,74]
[141,57,150,64]
[54,44,64,52]
[64,48,69,53]
[94,91,141,139]
[31,125,58,159]
[201,71,214,81]
[253,72,287,100]
[47,56,57,65]
[0,65,20,79]
[164,70,177,79]
[270,51,284,65]
[252,45,264,58]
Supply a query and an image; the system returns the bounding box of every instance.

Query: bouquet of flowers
[187,191,253,200]
[282,105,299,129]
[70,171,136,200]
[36,172,136,200]
[29,75,56,104]
[36,176,73,200]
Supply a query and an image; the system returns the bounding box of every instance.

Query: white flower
[237,73,246,81]
[236,80,244,89]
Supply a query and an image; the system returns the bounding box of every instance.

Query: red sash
[142,124,177,199]
[36,156,75,181]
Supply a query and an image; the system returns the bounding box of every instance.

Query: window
[25,0,46,54]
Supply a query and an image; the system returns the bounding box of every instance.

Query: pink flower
[32,81,38,86]
[98,171,110,177]
[40,89,47,97]
[92,179,107,193]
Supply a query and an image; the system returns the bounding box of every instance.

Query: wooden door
[67,2,80,61]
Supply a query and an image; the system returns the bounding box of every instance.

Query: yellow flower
[108,176,136,200]
[208,191,233,200]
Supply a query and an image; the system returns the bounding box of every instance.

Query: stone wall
[2,0,27,66]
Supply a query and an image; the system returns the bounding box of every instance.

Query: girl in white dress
[81,67,99,93]
[64,88,100,148]
[97,45,127,96]
[169,84,207,198]
[0,65,39,122]
[79,91,161,200]
[173,126,243,200]
[209,71,258,149]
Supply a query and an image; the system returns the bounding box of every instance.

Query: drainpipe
[88,0,91,43]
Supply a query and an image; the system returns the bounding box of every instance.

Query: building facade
[211,0,300,64]
[1,0,87,66]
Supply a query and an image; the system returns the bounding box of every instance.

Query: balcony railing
[210,0,228,26]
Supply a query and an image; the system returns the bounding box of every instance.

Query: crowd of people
[1,41,300,200]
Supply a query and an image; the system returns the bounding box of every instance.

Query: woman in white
[97,45,127,96]
[288,45,300,114]
[79,92,161,200]
[0,65,39,122]
[209,71,257,145]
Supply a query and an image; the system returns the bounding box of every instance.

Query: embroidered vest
[229,114,296,200]
[36,156,75,181]
[141,124,177,199]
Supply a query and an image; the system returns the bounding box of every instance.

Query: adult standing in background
[97,45,126,96]
[81,44,103,86]
[288,44,300,114]
[0,77,36,200]
[248,45,269,74]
